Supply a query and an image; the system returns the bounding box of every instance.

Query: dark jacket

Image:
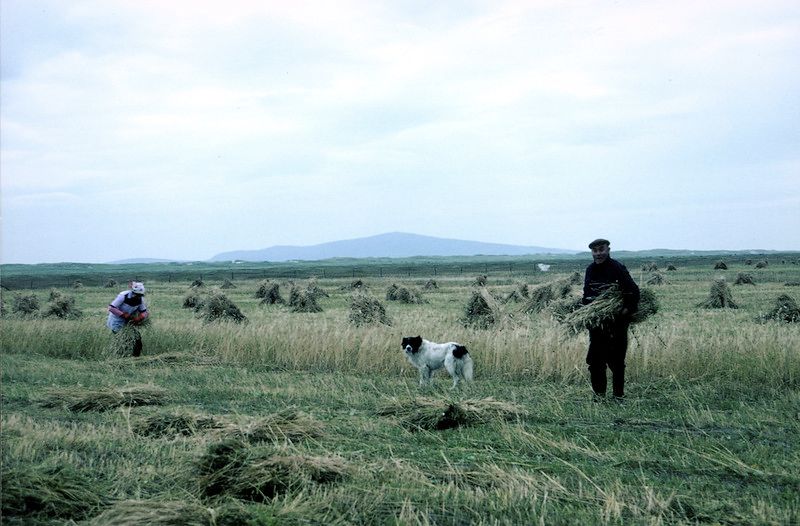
[583,257,640,314]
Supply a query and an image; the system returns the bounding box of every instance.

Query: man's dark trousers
[587,320,629,397]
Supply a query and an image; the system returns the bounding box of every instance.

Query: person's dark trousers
[586,321,629,397]
[132,333,142,357]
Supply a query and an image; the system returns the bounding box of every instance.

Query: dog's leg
[419,366,432,387]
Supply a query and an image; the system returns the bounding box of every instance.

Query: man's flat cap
[588,238,610,249]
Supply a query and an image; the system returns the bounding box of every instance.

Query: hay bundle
[760,294,800,323]
[48,288,64,301]
[386,284,426,304]
[713,261,728,270]
[220,279,237,289]
[424,279,438,290]
[39,384,167,412]
[631,288,659,323]
[85,500,214,526]
[522,275,577,314]
[698,279,738,309]
[744,259,753,266]
[289,288,323,313]
[258,283,285,305]
[666,264,677,271]
[557,285,657,333]
[72,280,83,289]
[135,411,224,438]
[1,463,106,520]
[377,397,527,431]
[642,261,659,272]
[349,293,391,326]
[461,289,498,329]
[305,278,329,299]
[734,273,755,286]
[110,325,143,357]
[645,273,667,286]
[199,290,247,323]
[755,260,769,269]
[183,292,205,310]
[44,293,83,319]
[502,290,524,304]
[473,275,488,286]
[786,282,800,287]
[196,440,349,501]
[233,408,324,443]
[104,279,118,288]
[12,293,40,316]
[191,279,205,288]
[549,296,583,321]
[344,279,366,290]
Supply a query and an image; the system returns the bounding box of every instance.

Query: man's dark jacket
[582,257,640,315]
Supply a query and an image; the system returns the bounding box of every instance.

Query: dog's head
[401,335,423,354]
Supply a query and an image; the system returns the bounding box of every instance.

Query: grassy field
[1,257,799,524]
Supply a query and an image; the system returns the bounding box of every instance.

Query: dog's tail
[453,345,473,382]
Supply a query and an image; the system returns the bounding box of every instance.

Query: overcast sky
[2,0,798,263]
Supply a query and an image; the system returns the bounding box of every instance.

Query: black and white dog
[402,335,474,388]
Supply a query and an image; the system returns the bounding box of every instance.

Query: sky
[2,0,799,264]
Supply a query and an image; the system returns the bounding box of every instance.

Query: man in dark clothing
[583,239,640,401]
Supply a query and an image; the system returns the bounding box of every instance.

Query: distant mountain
[210,232,577,262]
[107,258,185,264]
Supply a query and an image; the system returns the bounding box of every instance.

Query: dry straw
[104,279,118,288]
[759,294,800,323]
[645,273,667,286]
[191,279,205,288]
[39,384,167,412]
[667,264,678,271]
[110,325,143,357]
[349,292,391,326]
[85,500,215,526]
[556,285,658,334]
[1,463,106,520]
[220,279,237,289]
[698,279,738,309]
[734,273,756,286]
[305,278,329,299]
[135,411,225,438]
[44,293,82,319]
[257,282,285,305]
[183,292,205,310]
[289,287,323,313]
[230,408,324,443]
[423,279,438,290]
[461,289,498,329]
[755,260,769,269]
[12,293,40,316]
[521,273,581,314]
[199,289,247,323]
[713,261,728,270]
[377,396,527,431]
[196,440,350,501]
[386,284,426,304]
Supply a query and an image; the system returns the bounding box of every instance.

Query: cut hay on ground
[713,261,728,270]
[135,411,225,438]
[1,463,106,521]
[199,290,247,323]
[386,284,426,304]
[377,397,527,431]
[257,282,285,305]
[44,293,83,319]
[196,440,350,501]
[461,289,498,329]
[229,408,325,443]
[85,500,215,526]
[734,273,756,285]
[39,384,167,412]
[289,287,323,313]
[759,294,800,323]
[123,352,221,367]
[698,279,738,309]
[349,293,391,326]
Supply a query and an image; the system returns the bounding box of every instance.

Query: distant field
[1,256,799,524]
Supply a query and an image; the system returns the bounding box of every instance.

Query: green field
[1,255,799,524]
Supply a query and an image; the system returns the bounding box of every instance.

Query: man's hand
[121,312,130,320]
